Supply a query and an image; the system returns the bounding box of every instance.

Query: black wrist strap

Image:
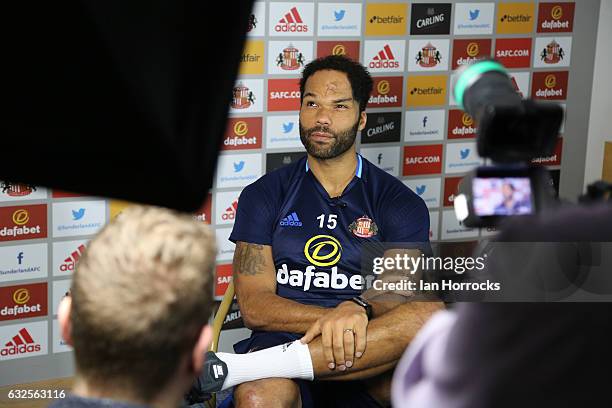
[351,296,372,320]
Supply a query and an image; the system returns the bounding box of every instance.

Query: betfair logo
[12,210,29,226]
[304,235,342,267]
[377,80,390,95]
[466,42,479,57]
[545,74,557,89]
[332,44,346,55]
[13,289,30,305]
[551,6,563,20]
[233,121,249,136]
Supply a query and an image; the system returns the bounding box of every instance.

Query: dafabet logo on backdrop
[239,40,265,75]
[365,3,408,36]
[317,41,360,61]
[537,3,575,33]
[368,77,403,108]
[406,75,447,107]
[496,3,535,34]
[223,118,262,150]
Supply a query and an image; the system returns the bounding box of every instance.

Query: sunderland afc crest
[349,215,378,238]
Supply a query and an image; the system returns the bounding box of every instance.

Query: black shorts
[231,331,384,408]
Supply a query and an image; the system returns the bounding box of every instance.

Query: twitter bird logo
[72,208,85,220]
[416,185,426,195]
[334,10,346,22]
[234,161,245,172]
[282,122,294,133]
[460,149,470,159]
[469,9,480,20]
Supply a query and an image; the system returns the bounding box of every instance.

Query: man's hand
[300,301,368,371]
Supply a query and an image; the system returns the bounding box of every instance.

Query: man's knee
[234,378,301,408]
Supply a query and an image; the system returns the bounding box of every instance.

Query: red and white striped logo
[1,328,41,356]
[275,7,309,33]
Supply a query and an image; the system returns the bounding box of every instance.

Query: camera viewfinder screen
[473,177,533,216]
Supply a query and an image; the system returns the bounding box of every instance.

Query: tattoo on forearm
[235,243,266,275]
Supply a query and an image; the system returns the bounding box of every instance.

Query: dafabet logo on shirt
[496,3,535,34]
[239,40,265,75]
[365,3,408,36]
[406,75,447,107]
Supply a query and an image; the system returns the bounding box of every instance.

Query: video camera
[451,60,564,228]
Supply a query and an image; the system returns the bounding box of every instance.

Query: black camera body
[451,60,564,228]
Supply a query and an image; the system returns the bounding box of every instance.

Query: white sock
[216,340,314,390]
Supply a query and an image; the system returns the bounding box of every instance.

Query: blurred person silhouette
[50,205,217,408]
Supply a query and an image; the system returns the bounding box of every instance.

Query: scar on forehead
[324,81,341,95]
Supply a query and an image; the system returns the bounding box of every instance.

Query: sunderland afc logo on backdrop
[362,112,402,144]
[0,244,47,283]
[368,77,402,108]
[448,110,477,139]
[403,145,443,176]
[532,71,569,100]
[317,3,361,37]
[364,41,405,73]
[495,38,532,68]
[230,80,263,113]
[268,79,301,112]
[497,3,535,34]
[410,3,452,35]
[453,3,495,35]
[406,75,447,107]
[0,182,47,202]
[239,40,264,75]
[0,205,47,242]
[0,283,47,321]
[365,3,408,36]
[269,41,312,74]
[317,41,360,62]
[452,39,491,70]
[270,3,314,36]
[538,3,574,33]
[405,110,445,142]
[246,2,265,36]
[223,118,262,151]
[533,37,572,68]
[408,39,449,72]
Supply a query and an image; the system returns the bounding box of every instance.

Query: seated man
[51,205,217,408]
[195,55,443,407]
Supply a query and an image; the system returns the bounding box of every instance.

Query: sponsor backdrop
[0,0,600,387]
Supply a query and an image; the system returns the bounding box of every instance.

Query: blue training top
[229,154,429,308]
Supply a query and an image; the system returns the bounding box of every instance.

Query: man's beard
[299,121,359,160]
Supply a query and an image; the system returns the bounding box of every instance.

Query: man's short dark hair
[300,55,373,113]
